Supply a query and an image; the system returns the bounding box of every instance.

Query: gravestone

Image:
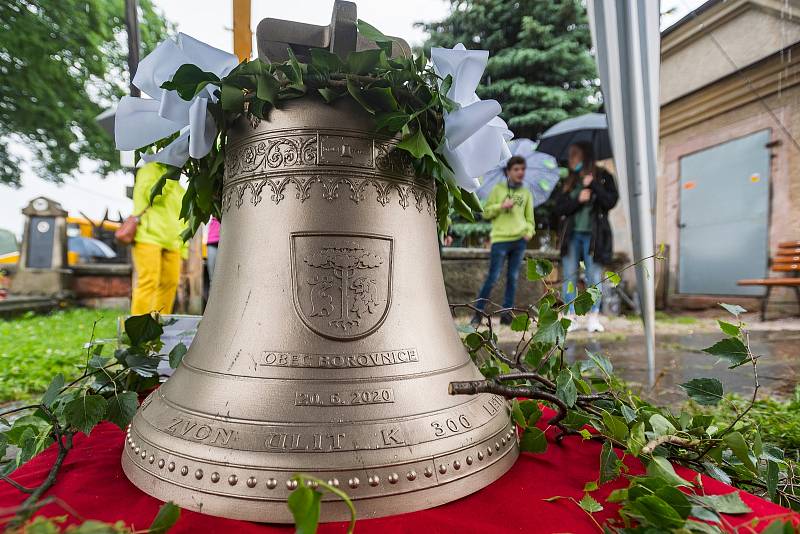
[10,197,72,297]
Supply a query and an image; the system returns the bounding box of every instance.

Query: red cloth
[0,415,796,533]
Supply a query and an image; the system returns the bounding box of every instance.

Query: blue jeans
[562,231,603,314]
[476,239,527,311]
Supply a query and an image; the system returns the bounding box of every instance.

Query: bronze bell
[122,2,517,523]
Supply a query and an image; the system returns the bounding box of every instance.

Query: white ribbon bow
[115,33,239,167]
[431,44,513,191]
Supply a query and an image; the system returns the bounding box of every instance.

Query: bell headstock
[256,0,411,63]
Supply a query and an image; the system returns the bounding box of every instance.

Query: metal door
[678,129,771,295]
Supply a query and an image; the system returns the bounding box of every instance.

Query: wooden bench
[738,241,800,320]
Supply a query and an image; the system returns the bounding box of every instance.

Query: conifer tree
[420,0,599,139]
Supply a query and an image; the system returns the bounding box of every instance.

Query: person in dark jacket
[552,141,619,332]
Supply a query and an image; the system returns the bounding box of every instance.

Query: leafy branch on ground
[0,313,185,530]
[450,255,800,532]
[141,20,481,241]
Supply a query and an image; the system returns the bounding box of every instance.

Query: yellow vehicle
[0,216,123,265]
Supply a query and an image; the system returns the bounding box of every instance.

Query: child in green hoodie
[472,156,534,325]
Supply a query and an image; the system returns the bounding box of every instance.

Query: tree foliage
[0,0,170,186]
[419,0,599,139]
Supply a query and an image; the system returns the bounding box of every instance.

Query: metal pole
[125,0,141,97]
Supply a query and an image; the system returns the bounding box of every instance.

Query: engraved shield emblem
[291,232,393,340]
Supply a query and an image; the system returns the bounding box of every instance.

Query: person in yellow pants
[130,162,186,315]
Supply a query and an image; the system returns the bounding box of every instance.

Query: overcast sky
[0,0,702,238]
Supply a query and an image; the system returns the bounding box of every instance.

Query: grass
[692,387,800,458]
[0,307,124,404]
[654,311,698,325]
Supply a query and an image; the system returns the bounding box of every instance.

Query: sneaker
[499,313,513,326]
[587,312,605,333]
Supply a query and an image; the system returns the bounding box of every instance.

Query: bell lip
[122,432,519,523]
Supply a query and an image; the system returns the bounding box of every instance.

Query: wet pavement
[565,330,800,405]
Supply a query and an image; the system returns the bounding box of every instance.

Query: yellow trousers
[131,242,181,315]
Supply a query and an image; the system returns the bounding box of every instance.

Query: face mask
[573,162,584,173]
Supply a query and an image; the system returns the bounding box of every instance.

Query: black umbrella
[536,113,612,164]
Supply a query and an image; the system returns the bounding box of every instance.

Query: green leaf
[518,400,542,427]
[621,404,637,424]
[583,480,598,492]
[64,395,107,435]
[346,78,375,114]
[690,505,722,524]
[221,84,244,112]
[310,48,344,72]
[317,87,342,103]
[397,128,435,160]
[631,495,686,530]
[256,73,280,104]
[602,411,629,441]
[586,350,613,376]
[160,63,220,100]
[168,343,188,369]
[605,271,621,286]
[655,485,692,519]
[703,337,750,368]
[124,314,164,346]
[649,414,677,437]
[285,48,304,84]
[695,492,752,515]
[578,493,603,513]
[532,302,568,346]
[461,190,483,213]
[510,313,531,332]
[363,86,398,111]
[573,288,601,316]
[124,352,160,378]
[766,460,779,501]
[686,519,723,533]
[760,520,797,534]
[599,440,621,484]
[41,373,65,408]
[374,111,411,132]
[346,48,383,75]
[724,432,758,473]
[720,303,747,317]
[627,422,647,456]
[717,320,740,337]
[106,391,139,431]
[680,378,724,406]
[524,342,552,369]
[647,456,693,487]
[357,19,394,43]
[702,461,732,485]
[88,355,110,369]
[555,369,577,407]
[511,400,527,428]
[527,258,553,281]
[149,501,181,534]
[464,332,483,350]
[287,484,322,534]
[519,427,547,453]
[607,488,628,503]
